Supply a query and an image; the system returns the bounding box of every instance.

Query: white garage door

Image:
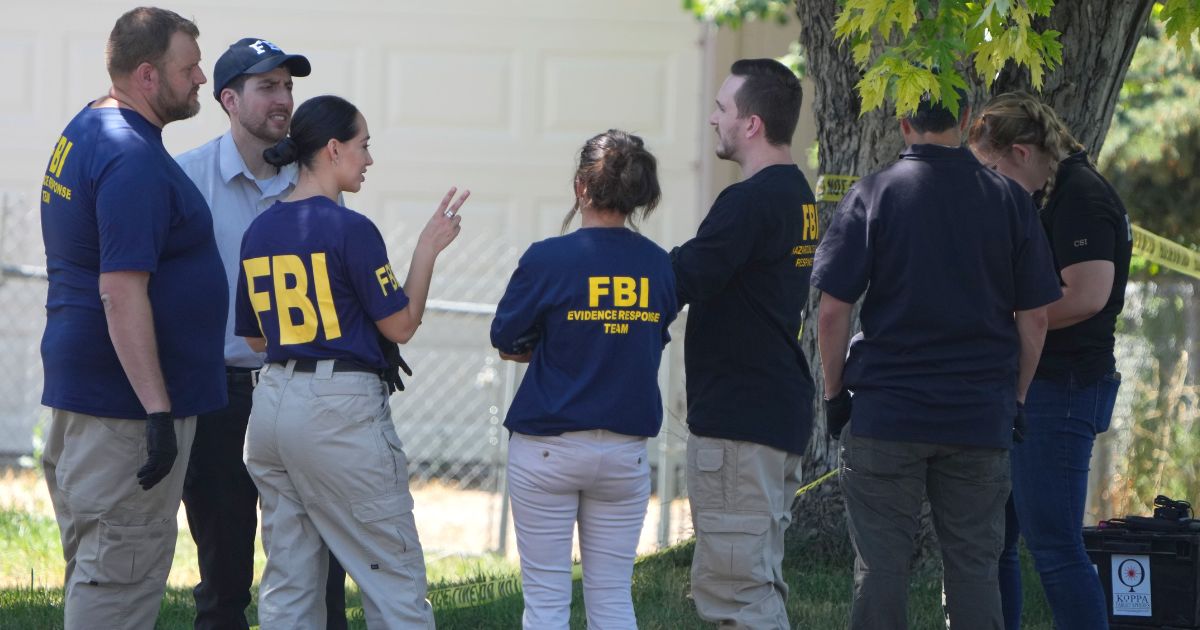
[0,2,704,468]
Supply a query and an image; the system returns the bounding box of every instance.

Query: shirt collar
[217,130,299,191]
[899,143,974,161]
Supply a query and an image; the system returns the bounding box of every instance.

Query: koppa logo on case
[1112,554,1152,617]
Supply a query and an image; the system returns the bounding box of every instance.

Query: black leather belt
[272,359,382,375]
[225,366,260,387]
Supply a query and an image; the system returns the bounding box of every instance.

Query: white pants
[508,430,651,630]
[244,360,434,630]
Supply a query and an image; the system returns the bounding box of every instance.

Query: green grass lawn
[0,509,1054,629]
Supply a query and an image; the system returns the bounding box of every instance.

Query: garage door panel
[0,34,37,121]
[540,53,667,138]
[65,35,109,117]
[385,50,515,133]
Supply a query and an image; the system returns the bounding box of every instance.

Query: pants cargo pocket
[693,512,771,589]
[688,446,727,510]
[87,519,174,585]
[351,493,422,566]
[380,422,411,488]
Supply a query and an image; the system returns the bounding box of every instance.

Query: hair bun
[263,137,299,167]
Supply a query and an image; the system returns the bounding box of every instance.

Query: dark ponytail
[263,95,360,169]
[561,129,661,233]
[263,137,299,167]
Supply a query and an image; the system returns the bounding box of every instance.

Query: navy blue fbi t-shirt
[811,145,1062,449]
[40,106,228,420]
[491,227,677,438]
[672,164,819,456]
[235,196,409,368]
[1037,151,1132,385]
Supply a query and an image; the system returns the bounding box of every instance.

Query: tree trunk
[993,0,1155,156]
[788,0,1154,562]
[788,0,904,559]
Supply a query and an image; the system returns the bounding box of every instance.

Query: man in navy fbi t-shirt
[38,9,227,627]
[811,93,1061,629]
[41,108,228,419]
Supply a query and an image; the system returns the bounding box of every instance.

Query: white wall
[0,1,707,456]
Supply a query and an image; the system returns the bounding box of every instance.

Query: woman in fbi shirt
[491,130,676,630]
[970,92,1131,630]
[235,95,468,629]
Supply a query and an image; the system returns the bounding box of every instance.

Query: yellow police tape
[795,469,838,497]
[249,471,841,625]
[815,174,860,203]
[816,174,1200,280]
[1132,224,1200,280]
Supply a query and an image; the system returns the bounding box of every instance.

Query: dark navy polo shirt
[811,144,1062,448]
[492,227,676,438]
[234,196,409,369]
[40,105,228,419]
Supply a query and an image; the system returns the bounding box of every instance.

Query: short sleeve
[95,151,172,273]
[671,187,762,306]
[344,218,409,321]
[1013,197,1064,311]
[233,259,259,338]
[491,246,549,351]
[234,228,264,337]
[1050,194,1123,269]
[810,187,871,303]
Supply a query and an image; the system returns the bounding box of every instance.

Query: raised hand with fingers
[418,186,470,256]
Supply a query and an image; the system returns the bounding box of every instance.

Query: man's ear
[745,114,764,140]
[220,88,239,116]
[899,118,913,136]
[133,62,157,94]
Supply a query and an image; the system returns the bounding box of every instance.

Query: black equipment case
[1084,523,1200,629]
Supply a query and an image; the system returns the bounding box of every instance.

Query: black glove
[500,327,542,356]
[1013,401,1027,444]
[378,332,413,394]
[137,412,177,491]
[825,389,852,440]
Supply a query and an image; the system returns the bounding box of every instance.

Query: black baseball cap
[212,38,312,101]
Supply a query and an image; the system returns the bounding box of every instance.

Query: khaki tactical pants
[42,409,197,630]
[686,433,802,629]
[244,360,434,630]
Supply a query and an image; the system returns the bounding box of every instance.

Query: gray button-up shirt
[176,131,298,368]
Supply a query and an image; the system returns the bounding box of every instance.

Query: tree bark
[993,1,1155,157]
[788,0,1154,561]
[789,0,903,559]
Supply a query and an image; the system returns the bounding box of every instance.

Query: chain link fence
[9,190,1192,553]
[0,193,694,556]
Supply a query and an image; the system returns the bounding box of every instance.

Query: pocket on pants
[693,512,771,586]
[1093,373,1121,434]
[380,422,410,487]
[688,445,726,510]
[89,519,174,585]
[351,492,419,560]
[309,378,384,422]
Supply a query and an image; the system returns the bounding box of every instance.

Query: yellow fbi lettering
[243,253,343,345]
[375,264,401,296]
[801,203,819,241]
[588,276,650,308]
[42,135,76,204]
[48,135,74,178]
